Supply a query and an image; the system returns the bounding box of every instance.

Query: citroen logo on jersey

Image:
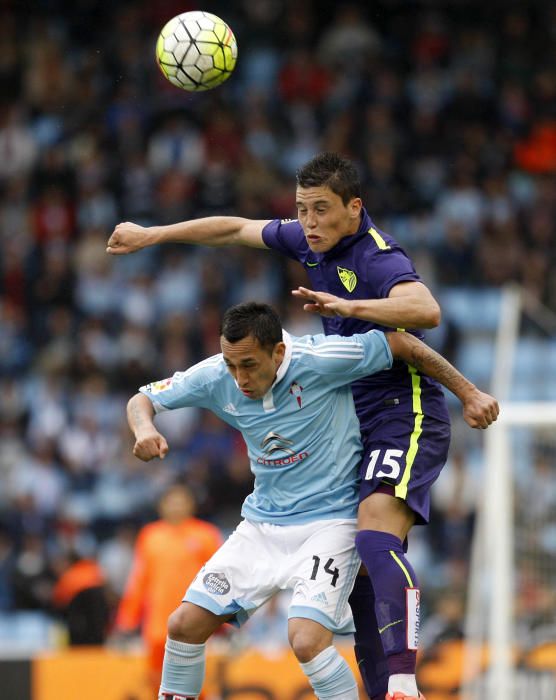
[260,431,296,456]
[289,381,304,408]
[337,266,357,293]
[258,431,309,466]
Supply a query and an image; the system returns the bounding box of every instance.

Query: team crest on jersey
[145,378,173,394]
[289,381,304,408]
[337,266,357,292]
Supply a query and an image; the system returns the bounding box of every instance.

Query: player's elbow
[127,392,153,421]
[127,393,143,411]
[424,302,441,328]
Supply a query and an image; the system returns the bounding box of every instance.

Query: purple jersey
[262,209,450,432]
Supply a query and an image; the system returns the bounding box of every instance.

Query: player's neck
[345,214,362,238]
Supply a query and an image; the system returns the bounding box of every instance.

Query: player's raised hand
[461,388,500,429]
[107,222,152,255]
[133,427,169,462]
[292,287,353,318]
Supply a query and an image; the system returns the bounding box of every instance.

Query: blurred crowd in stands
[1,0,556,650]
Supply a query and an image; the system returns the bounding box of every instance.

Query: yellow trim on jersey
[368,227,391,250]
[378,618,404,635]
[389,550,414,587]
[395,365,423,500]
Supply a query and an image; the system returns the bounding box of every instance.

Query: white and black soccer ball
[156,11,238,92]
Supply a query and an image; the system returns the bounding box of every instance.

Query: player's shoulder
[175,354,228,385]
[290,331,365,363]
[290,331,319,355]
[354,225,413,282]
[143,355,226,393]
[359,225,402,255]
[264,217,304,238]
[278,217,303,230]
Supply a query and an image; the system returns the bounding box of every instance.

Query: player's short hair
[221,302,283,352]
[296,152,361,204]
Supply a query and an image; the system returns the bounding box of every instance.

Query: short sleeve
[293,330,393,387]
[262,219,306,261]
[364,246,421,299]
[139,360,221,412]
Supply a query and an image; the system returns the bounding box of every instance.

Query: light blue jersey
[140,330,393,525]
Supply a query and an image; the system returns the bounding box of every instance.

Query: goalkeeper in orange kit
[115,483,223,690]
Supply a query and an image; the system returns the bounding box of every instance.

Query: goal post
[461,283,556,699]
[462,403,556,699]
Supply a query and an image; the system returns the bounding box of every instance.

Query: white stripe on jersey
[292,346,364,359]
[147,355,223,414]
[292,352,364,361]
[177,355,223,379]
[293,339,365,350]
[292,342,364,356]
[292,343,364,354]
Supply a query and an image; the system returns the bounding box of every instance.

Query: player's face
[221,334,286,400]
[159,486,195,523]
[295,186,362,252]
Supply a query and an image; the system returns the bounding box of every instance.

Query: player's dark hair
[221,302,283,352]
[296,152,361,204]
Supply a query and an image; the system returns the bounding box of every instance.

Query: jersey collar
[260,330,293,412]
[271,330,293,388]
[323,207,373,258]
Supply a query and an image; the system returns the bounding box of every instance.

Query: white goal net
[462,404,556,699]
[461,285,556,698]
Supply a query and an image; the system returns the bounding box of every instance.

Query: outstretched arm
[292,281,441,329]
[385,331,500,429]
[127,393,169,460]
[107,217,270,255]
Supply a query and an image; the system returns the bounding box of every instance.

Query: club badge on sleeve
[145,378,174,394]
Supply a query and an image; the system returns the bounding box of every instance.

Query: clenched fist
[461,388,499,429]
[133,427,169,462]
[107,222,153,255]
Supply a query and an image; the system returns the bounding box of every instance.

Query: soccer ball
[156,11,238,92]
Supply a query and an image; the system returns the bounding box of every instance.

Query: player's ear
[273,342,286,364]
[349,197,363,218]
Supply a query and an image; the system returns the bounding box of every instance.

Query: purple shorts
[358,414,451,525]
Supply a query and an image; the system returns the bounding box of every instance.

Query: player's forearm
[127,393,157,437]
[387,332,476,401]
[147,217,255,247]
[348,297,440,329]
[127,394,170,461]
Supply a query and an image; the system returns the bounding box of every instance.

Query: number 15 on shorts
[364,448,404,480]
